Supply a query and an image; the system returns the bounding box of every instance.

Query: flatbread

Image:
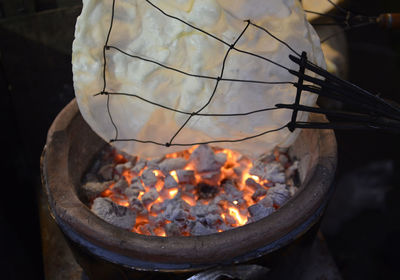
[72,0,325,157]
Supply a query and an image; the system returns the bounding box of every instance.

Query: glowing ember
[228,207,247,226]
[168,188,179,199]
[84,145,299,237]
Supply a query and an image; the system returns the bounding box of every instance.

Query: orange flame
[228,207,248,226]
[182,194,196,207]
[168,188,179,199]
[122,169,134,184]
[170,170,179,183]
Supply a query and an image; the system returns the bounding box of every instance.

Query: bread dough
[72,0,325,157]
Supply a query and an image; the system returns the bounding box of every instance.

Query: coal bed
[82,144,300,237]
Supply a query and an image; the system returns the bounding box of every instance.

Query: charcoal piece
[98,164,114,181]
[223,181,242,200]
[130,197,146,214]
[190,145,222,173]
[137,224,154,236]
[213,193,231,206]
[205,213,221,226]
[245,178,262,190]
[162,203,184,222]
[248,204,275,222]
[238,155,251,165]
[263,181,274,188]
[149,156,164,165]
[215,153,227,166]
[207,204,222,215]
[191,204,208,218]
[129,178,145,192]
[191,222,215,236]
[118,151,138,165]
[164,203,175,220]
[197,183,219,199]
[114,164,124,175]
[163,197,190,211]
[224,214,237,226]
[91,197,136,230]
[200,171,220,185]
[81,181,110,201]
[141,189,159,205]
[164,174,178,189]
[113,178,129,193]
[115,161,133,174]
[235,198,247,207]
[183,184,196,192]
[217,223,232,232]
[187,219,197,229]
[259,196,273,208]
[159,158,188,174]
[141,169,158,187]
[176,170,195,184]
[151,215,165,228]
[177,199,191,212]
[147,157,163,170]
[233,166,243,177]
[259,153,276,164]
[249,161,266,179]
[265,162,286,183]
[171,208,189,221]
[267,184,290,206]
[132,159,147,174]
[150,203,163,214]
[124,187,140,200]
[165,223,181,237]
[252,188,267,201]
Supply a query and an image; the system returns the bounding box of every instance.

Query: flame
[122,169,134,184]
[138,191,145,200]
[228,207,248,226]
[170,170,179,183]
[168,188,179,199]
[182,194,196,206]
[155,180,164,192]
[154,227,166,237]
[251,175,260,182]
[114,153,126,164]
[184,163,195,171]
[101,188,112,197]
[101,182,115,197]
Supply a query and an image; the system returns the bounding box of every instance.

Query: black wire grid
[94,0,400,149]
[304,0,378,43]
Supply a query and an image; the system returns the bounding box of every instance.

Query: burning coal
[82,145,299,236]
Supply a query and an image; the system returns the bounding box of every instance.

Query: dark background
[0,0,399,279]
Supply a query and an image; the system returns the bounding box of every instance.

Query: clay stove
[41,99,337,279]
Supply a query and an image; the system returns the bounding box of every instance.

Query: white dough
[302,0,342,21]
[72,0,325,158]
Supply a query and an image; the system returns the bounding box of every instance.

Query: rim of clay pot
[42,99,337,267]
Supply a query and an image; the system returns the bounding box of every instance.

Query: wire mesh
[93,0,400,150]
